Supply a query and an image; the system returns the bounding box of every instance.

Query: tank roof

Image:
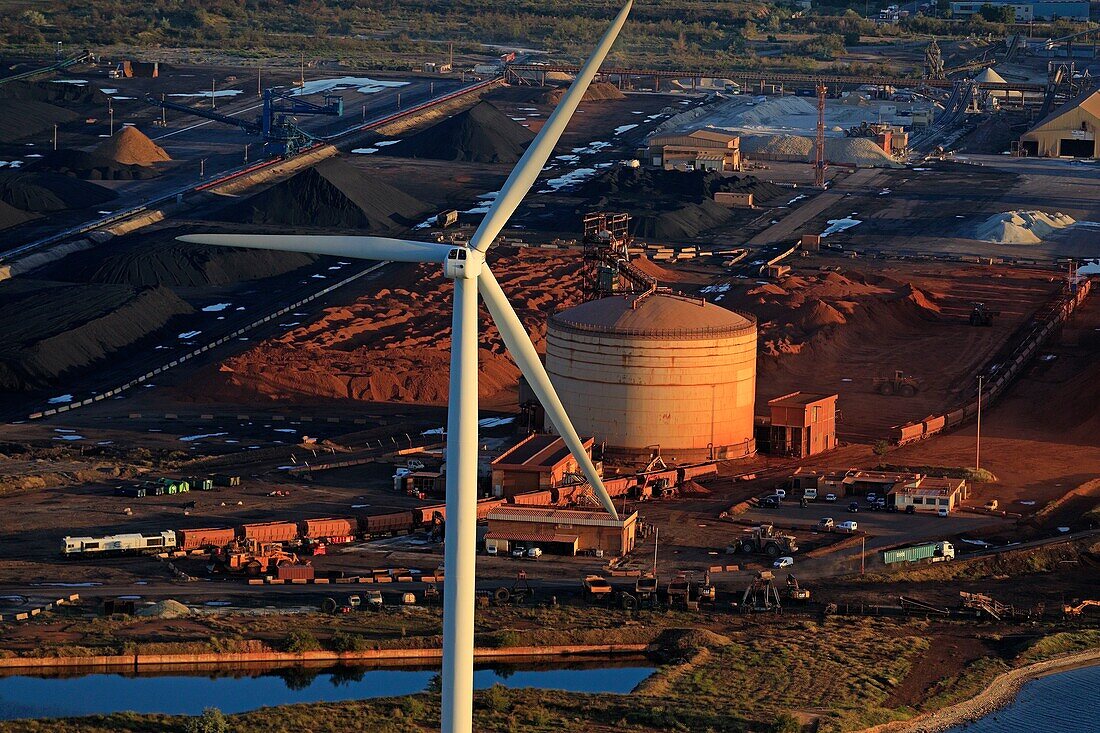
[550,292,755,339]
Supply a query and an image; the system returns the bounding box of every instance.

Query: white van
[804,488,818,501]
[838,520,858,533]
[937,507,949,517]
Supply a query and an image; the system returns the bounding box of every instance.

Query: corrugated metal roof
[1028,88,1100,131]
[492,433,584,469]
[487,506,636,528]
[484,530,579,544]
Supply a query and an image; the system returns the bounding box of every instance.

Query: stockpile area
[0,279,193,391]
[0,170,116,211]
[194,248,586,406]
[578,167,784,239]
[0,200,40,231]
[93,126,171,166]
[217,157,431,232]
[42,226,320,287]
[973,210,1076,245]
[0,80,110,143]
[539,81,625,105]
[30,148,161,180]
[738,134,899,167]
[380,101,534,164]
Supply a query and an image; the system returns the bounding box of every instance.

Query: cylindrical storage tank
[545,293,757,462]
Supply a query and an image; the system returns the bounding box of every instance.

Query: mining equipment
[493,571,534,604]
[666,572,691,606]
[365,589,384,611]
[873,370,920,397]
[814,82,827,189]
[144,87,344,156]
[424,583,441,605]
[1063,600,1100,616]
[924,38,946,80]
[969,302,999,326]
[959,591,1016,620]
[635,573,659,607]
[785,573,810,602]
[209,541,300,575]
[740,570,782,613]
[581,212,657,300]
[582,574,613,600]
[731,524,799,557]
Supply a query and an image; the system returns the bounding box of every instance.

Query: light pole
[244,143,250,163]
[211,78,216,110]
[975,375,983,472]
[53,124,58,150]
[109,106,114,137]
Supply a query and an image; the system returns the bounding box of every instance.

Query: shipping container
[277,564,315,581]
[214,474,241,487]
[177,527,236,550]
[299,517,356,539]
[240,521,299,543]
[187,477,214,491]
[883,541,954,565]
[114,486,147,498]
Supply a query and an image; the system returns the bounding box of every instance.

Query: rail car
[62,531,177,556]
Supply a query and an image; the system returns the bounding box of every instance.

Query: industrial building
[483,506,638,557]
[645,129,742,172]
[544,291,757,462]
[490,434,596,498]
[890,477,969,513]
[1019,88,1100,158]
[756,392,839,458]
[948,0,1089,20]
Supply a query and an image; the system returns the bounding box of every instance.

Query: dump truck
[582,575,613,600]
[731,524,799,557]
[883,541,954,565]
[873,371,920,397]
[969,302,999,326]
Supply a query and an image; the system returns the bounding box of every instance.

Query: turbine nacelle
[443,247,483,280]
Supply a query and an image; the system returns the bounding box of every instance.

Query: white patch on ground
[274,428,297,433]
[179,432,229,442]
[540,168,598,192]
[48,394,73,404]
[478,417,515,428]
[614,123,639,135]
[291,76,409,96]
[376,139,401,146]
[53,435,85,441]
[202,303,231,312]
[464,191,500,214]
[168,90,243,98]
[821,218,862,237]
[352,148,379,155]
[701,283,731,294]
[178,330,202,339]
[50,80,89,85]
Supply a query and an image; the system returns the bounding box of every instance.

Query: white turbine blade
[470,0,633,253]
[177,234,451,263]
[478,266,619,520]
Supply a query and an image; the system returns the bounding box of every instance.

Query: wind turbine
[179,3,633,732]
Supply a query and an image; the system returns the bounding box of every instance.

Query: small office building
[484,506,638,557]
[758,392,838,458]
[891,476,969,513]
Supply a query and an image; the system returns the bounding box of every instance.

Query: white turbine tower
[180,4,632,732]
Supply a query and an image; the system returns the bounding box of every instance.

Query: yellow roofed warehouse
[1019,89,1100,159]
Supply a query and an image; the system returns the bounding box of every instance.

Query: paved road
[746,168,888,245]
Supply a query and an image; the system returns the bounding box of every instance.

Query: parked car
[905,505,916,514]
[803,488,818,501]
[875,498,887,509]
[775,489,787,499]
[763,497,779,508]
[818,517,835,530]
[866,492,878,504]
[848,502,860,513]
[984,499,999,510]
[838,520,858,532]
[511,546,527,558]
[937,507,950,517]
[825,493,838,502]
[773,556,794,568]
[526,547,543,559]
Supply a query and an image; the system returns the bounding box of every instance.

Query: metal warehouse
[490,433,596,499]
[1019,89,1100,159]
[484,506,638,557]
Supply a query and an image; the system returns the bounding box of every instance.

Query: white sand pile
[734,96,818,126]
[739,134,899,166]
[974,210,1076,244]
[136,599,191,619]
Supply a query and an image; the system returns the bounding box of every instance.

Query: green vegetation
[1020,630,1100,663]
[878,463,997,483]
[184,708,229,733]
[0,1,1087,76]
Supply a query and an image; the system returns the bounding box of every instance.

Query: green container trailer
[187,477,214,491]
[883,541,954,565]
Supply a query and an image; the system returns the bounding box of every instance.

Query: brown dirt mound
[188,248,586,406]
[94,126,171,166]
[902,282,943,314]
[802,299,847,329]
[540,81,626,105]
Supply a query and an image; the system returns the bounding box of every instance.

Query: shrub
[185,707,229,733]
[283,629,320,653]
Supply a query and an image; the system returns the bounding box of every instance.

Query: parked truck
[730,524,799,557]
[883,541,955,565]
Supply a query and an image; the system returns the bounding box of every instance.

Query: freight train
[63,531,177,556]
[65,463,717,557]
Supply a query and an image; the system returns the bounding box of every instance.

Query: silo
[545,292,757,462]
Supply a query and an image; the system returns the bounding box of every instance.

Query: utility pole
[397,92,401,109]
[975,375,983,472]
[860,535,866,575]
[814,82,827,188]
[52,124,58,150]
[200,158,205,178]
[211,78,216,110]
[652,527,659,576]
[109,106,114,136]
[244,143,250,163]
[430,81,435,97]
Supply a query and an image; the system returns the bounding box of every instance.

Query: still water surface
[943,664,1100,733]
[0,661,654,720]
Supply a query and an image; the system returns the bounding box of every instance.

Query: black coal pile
[0,170,117,212]
[0,80,111,143]
[0,200,40,231]
[218,157,431,232]
[578,167,785,239]
[0,279,193,391]
[31,149,160,181]
[46,226,319,287]
[380,102,534,164]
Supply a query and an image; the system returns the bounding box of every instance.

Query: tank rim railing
[548,310,757,340]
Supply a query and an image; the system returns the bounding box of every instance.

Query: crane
[144,87,343,156]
